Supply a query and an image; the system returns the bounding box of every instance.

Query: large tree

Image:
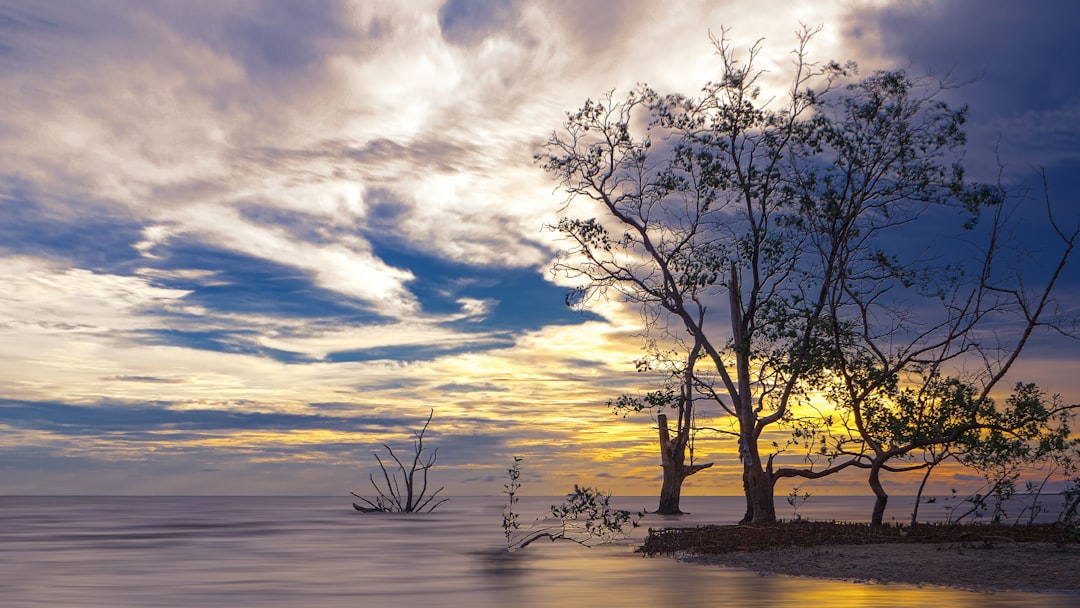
[539,27,1075,524]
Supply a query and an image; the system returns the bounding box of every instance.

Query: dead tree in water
[351,410,448,513]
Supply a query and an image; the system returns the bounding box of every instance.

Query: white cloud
[0,257,191,332]
[255,319,505,361]
[159,204,421,319]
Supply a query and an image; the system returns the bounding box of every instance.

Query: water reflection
[0,496,1072,607]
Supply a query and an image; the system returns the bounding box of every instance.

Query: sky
[1,0,1078,499]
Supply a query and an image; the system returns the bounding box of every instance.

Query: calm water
[1,495,1075,607]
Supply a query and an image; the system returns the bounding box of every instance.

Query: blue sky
[0,0,1077,497]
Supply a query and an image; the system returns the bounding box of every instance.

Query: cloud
[0,398,402,435]
[158,205,422,319]
[843,0,1080,177]
[107,376,185,384]
[217,0,352,77]
[434,382,508,393]
[0,257,192,332]
[437,0,521,46]
[1,1,1076,497]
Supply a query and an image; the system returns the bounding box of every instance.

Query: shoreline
[677,541,1080,594]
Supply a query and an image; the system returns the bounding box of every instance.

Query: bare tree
[351,410,449,513]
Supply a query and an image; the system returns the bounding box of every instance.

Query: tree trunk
[741,461,776,524]
[869,463,888,527]
[737,430,777,524]
[657,414,685,514]
[740,467,753,524]
[727,265,776,524]
[910,463,934,526]
[658,464,686,514]
[656,414,712,515]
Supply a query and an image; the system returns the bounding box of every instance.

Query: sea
[1,494,1076,607]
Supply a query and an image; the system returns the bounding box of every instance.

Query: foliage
[838,375,1080,525]
[502,457,641,551]
[501,456,523,545]
[936,385,1079,524]
[351,411,449,513]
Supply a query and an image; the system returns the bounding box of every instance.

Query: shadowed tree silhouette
[539,25,1078,524]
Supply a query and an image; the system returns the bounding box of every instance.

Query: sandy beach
[681,541,1080,594]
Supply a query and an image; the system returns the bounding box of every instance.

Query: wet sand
[682,542,1080,594]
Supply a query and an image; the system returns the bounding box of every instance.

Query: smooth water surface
[0,495,1074,607]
